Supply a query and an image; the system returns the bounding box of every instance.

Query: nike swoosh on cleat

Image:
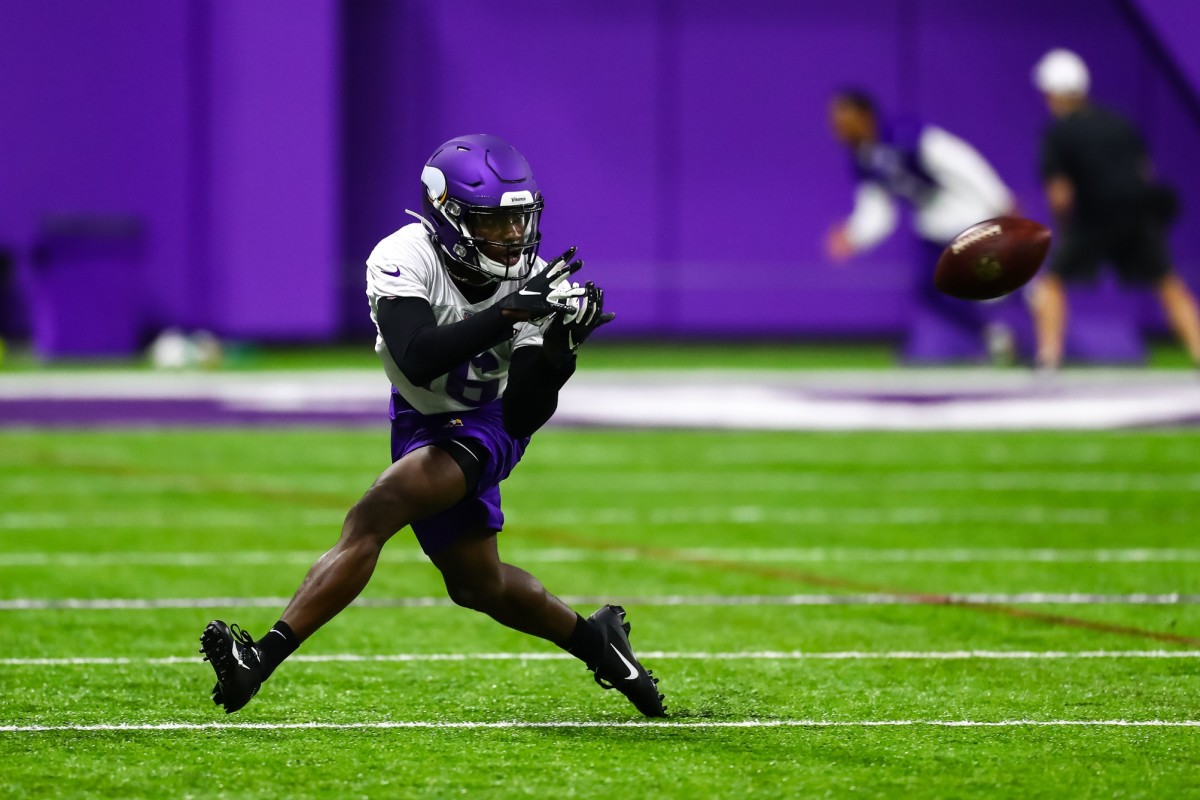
[518,289,540,296]
[610,644,639,680]
[231,643,250,671]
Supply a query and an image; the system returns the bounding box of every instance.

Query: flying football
[933,216,1052,301]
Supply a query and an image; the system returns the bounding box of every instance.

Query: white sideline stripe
[3,720,1198,733]
[4,547,1200,568]
[2,593,1197,611]
[0,506,1136,530]
[4,650,1199,667]
[5,471,1199,495]
[3,365,1199,430]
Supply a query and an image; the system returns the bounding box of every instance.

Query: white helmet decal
[421,166,448,204]
[500,190,534,207]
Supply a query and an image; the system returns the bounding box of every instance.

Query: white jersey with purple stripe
[847,121,1014,248]
[365,223,549,416]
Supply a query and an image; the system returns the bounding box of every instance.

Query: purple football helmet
[418,134,544,283]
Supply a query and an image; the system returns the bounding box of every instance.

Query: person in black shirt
[1030,49,1200,369]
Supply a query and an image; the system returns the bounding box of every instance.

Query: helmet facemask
[422,188,543,284]
[455,201,543,282]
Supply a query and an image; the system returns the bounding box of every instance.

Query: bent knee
[445,576,506,612]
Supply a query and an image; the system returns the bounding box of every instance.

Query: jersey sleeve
[845,181,898,250]
[365,235,434,302]
[918,125,1013,214]
[512,318,548,351]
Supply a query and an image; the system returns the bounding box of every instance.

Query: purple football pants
[389,391,529,555]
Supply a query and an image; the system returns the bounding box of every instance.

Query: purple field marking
[1,371,1197,430]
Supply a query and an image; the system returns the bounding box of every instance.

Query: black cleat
[200,620,264,714]
[586,605,666,717]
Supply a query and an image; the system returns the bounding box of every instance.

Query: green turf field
[2,427,1199,798]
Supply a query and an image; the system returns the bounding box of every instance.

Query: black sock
[256,620,300,679]
[560,613,604,667]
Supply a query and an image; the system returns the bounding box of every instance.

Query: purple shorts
[389,391,529,555]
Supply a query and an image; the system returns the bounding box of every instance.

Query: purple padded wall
[0,1,192,332]
[1127,0,1200,108]
[342,0,1200,338]
[0,0,340,347]
[203,1,341,340]
[3,0,1199,344]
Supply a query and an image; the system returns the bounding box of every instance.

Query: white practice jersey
[365,223,549,415]
[846,125,1014,249]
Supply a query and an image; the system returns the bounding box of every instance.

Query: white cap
[1033,48,1090,95]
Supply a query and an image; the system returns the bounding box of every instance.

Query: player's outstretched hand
[543,280,615,366]
[498,247,586,321]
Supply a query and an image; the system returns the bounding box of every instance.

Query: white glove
[547,279,588,324]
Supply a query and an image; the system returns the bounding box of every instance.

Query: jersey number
[444,351,500,407]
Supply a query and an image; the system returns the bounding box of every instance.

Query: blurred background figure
[826,89,1019,364]
[1030,48,1200,370]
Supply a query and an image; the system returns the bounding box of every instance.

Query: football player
[200,134,665,717]
[825,89,1019,363]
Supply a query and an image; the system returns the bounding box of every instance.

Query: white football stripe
[2,547,1199,568]
[2,650,1198,667]
[13,469,1194,495]
[2,720,1197,733]
[0,593,1196,611]
[0,506,1141,530]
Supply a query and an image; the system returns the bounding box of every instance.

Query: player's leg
[428,530,577,642]
[278,446,468,638]
[1032,228,1105,370]
[1113,221,1200,366]
[908,239,993,362]
[201,445,469,713]
[1156,275,1200,366]
[429,531,666,716]
[1029,275,1068,369]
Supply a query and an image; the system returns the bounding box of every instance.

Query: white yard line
[2,547,1199,568]
[2,720,1198,733]
[0,506,1136,530]
[1,593,1196,611]
[3,650,1198,667]
[4,471,1199,494]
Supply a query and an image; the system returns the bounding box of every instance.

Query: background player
[1029,49,1200,370]
[199,134,665,717]
[826,89,1019,363]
